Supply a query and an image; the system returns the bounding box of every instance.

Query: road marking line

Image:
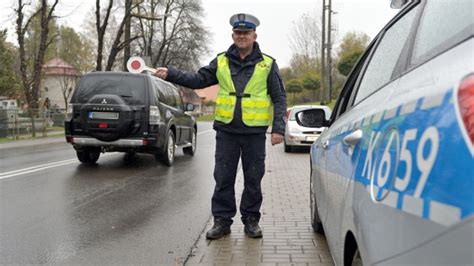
[0,153,116,180]
[0,161,78,179]
[0,158,77,176]
[1,131,214,180]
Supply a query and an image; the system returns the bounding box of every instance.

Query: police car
[295,0,473,264]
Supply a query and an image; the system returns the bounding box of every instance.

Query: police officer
[154,13,287,239]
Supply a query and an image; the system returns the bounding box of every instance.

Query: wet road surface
[0,122,215,264]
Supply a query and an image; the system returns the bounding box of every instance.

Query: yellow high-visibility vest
[215,53,273,126]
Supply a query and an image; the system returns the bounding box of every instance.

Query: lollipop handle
[143,66,157,73]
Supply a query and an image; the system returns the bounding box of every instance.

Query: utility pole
[320,0,334,104]
[320,0,326,105]
[327,0,332,102]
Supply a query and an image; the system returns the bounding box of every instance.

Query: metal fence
[0,108,65,139]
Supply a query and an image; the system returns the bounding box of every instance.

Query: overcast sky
[0,0,398,68]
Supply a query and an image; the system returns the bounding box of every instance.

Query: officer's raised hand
[154,67,168,80]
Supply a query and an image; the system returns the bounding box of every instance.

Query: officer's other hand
[271,133,284,146]
[154,67,168,80]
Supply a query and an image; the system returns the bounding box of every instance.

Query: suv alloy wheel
[157,129,175,166]
[183,128,196,156]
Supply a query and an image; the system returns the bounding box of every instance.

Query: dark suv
[65,72,197,166]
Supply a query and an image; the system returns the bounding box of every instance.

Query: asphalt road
[0,122,216,264]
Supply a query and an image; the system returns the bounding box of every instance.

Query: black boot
[243,217,262,238]
[206,218,231,240]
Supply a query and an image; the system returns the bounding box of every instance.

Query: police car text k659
[295,0,473,264]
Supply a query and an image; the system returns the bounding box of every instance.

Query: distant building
[0,96,18,110]
[41,58,80,110]
[195,85,219,114]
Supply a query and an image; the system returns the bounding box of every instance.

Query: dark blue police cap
[229,13,260,31]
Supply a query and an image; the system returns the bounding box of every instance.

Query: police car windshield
[72,75,146,105]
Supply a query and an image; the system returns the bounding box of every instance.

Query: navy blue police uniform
[164,13,287,238]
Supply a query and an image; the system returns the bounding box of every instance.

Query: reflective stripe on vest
[215,54,273,126]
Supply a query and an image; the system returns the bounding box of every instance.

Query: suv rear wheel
[183,128,196,156]
[76,148,100,164]
[156,129,175,166]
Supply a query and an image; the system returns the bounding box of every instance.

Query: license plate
[305,136,318,142]
[88,112,119,120]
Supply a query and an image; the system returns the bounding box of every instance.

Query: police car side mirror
[295,109,328,128]
[185,103,194,112]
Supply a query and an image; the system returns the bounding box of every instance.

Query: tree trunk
[95,0,114,71]
[105,12,128,71]
[123,0,132,71]
[15,0,58,137]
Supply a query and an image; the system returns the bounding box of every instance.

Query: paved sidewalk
[186,141,333,265]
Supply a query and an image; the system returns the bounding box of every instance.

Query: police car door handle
[322,140,329,149]
[343,129,363,147]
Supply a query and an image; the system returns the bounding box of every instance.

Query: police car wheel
[310,178,324,234]
[183,128,196,156]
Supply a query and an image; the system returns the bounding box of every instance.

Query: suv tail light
[149,106,160,125]
[457,74,474,144]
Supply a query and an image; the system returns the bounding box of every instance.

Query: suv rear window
[72,75,146,105]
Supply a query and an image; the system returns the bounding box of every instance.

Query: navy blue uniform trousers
[212,130,266,225]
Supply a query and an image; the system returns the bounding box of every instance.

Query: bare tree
[289,13,321,60]
[105,0,143,71]
[15,0,59,137]
[89,0,209,72]
[134,0,211,71]
[95,0,114,70]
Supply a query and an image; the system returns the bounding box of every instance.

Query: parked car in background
[284,105,331,152]
[297,0,473,265]
[65,72,197,166]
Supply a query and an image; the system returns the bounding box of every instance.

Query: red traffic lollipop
[126,57,157,74]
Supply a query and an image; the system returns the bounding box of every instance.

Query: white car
[296,0,473,265]
[284,105,331,152]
